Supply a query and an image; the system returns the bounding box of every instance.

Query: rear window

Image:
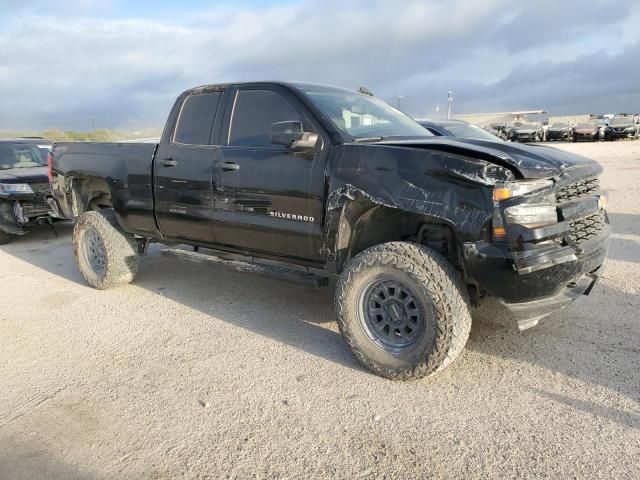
[173,91,223,145]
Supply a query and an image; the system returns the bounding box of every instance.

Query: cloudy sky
[1,0,639,131]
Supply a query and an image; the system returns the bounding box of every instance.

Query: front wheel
[73,210,139,289]
[335,242,472,380]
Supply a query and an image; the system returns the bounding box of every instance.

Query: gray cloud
[0,0,638,130]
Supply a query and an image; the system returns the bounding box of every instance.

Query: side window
[173,91,222,145]
[228,90,308,147]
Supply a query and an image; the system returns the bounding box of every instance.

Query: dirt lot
[1,141,639,479]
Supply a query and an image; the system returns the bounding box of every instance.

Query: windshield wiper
[353,136,385,144]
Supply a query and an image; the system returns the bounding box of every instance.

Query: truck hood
[377,137,601,179]
[0,166,48,184]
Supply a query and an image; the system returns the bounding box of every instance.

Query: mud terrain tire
[73,210,139,290]
[335,242,471,380]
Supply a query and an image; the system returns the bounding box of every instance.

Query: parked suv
[0,138,60,244]
[546,122,573,141]
[509,123,544,142]
[608,116,639,140]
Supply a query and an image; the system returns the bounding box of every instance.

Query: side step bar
[162,247,330,289]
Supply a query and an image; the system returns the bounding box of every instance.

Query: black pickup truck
[49,82,610,380]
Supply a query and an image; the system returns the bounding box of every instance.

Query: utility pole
[447,91,454,120]
[397,95,404,112]
[91,116,96,133]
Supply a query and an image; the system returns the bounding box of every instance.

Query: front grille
[30,182,51,195]
[24,204,51,215]
[569,211,606,245]
[556,178,600,202]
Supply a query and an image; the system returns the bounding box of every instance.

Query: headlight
[492,179,555,240]
[493,179,553,202]
[625,127,635,132]
[504,204,558,228]
[0,183,34,194]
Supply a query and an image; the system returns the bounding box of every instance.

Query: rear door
[154,88,226,242]
[212,85,327,261]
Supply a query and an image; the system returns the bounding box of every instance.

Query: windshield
[0,143,46,170]
[610,117,632,126]
[298,85,432,141]
[443,123,503,142]
[576,122,597,129]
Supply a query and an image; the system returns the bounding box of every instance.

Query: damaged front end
[462,165,610,330]
[0,182,61,237]
[325,139,609,332]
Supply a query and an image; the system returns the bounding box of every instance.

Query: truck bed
[50,141,159,236]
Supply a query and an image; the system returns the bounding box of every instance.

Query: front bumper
[610,131,635,139]
[0,197,59,235]
[515,133,536,142]
[547,131,569,140]
[462,226,609,330]
[504,267,602,330]
[574,132,598,141]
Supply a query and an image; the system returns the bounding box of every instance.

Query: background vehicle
[573,121,603,142]
[49,82,609,380]
[17,137,53,160]
[417,119,503,142]
[546,122,574,141]
[0,138,58,244]
[608,115,639,140]
[488,123,510,140]
[509,123,544,142]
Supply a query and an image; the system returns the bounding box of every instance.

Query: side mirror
[271,121,304,146]
[291,132,320,152]
[271,121,320,152]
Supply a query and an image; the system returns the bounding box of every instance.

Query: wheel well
[338,201,459,271]
[67,176,113,216]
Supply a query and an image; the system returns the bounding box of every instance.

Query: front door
[213,86,326,262]
[154,89,224,242]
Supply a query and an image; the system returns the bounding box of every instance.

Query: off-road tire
[335,242,472,380]
[73,210,139,289]
[0,230,13,245]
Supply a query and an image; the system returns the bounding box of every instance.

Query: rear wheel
[335,242,472,380]
[73,210,139,289]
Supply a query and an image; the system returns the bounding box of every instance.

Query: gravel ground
[1,141,639,479]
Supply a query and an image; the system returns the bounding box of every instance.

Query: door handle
[162,158,178,167]
[220,162,240,172]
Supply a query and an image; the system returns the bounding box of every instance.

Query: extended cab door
[213,85,327,262]
[154,88,226,242]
